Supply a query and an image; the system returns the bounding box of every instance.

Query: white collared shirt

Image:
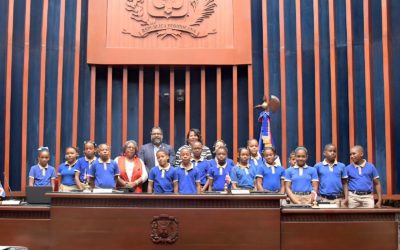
[153,145,161,167]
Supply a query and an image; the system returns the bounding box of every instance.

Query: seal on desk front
[150,214,179,244]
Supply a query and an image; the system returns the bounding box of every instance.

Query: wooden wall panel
[1,0,399,196]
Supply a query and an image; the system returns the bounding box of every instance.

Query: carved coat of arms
[150,214,179,244]
[122,0,217,39]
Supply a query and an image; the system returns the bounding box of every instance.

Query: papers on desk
[0,199,21,205]
[231,189,250,195]
[92,188,113,193]
[317,203,339,208]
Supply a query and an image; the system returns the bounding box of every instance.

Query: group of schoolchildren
[27,135,382,209]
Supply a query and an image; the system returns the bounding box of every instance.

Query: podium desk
[0,205,50,249]
[281,208,399,250]
[48,193,285,250]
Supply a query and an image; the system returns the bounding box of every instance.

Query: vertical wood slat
[201,67,206,144]
[247,65,254,139]
[21,0,32,192]
[329,0,338,148]
[262,0,269,96]
[313,0,322,162]
[216,67,222,140]
[295,0,304,146]
[90,66,96,140]
[169,67,175,147]
[346,0,355,147]
[382,0,393,194]
[38,0,49,147]
[138,66,144,146]
[154,66,160,127]
[185,66,190,134]
[122,67,128,143]
[363,0,375,163]
[3,0,14,193]
[55,0,66,168]
[279,0,287,167]
[232,66,238,163]
[106,67,112,146]
[71,0,82,146]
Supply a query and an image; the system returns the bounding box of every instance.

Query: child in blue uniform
[191,141,210,192]
[74,140,97,190]
[231,148,257,190]
[288,151,296,168]
[284,147,319,205]
[58,147,79,192]
[256,147,285,193]
[213,140,235,167]
[88,144,120,189]
[148,149,177,194]
[208,146,234,191]
[346,145,382,208]
[28,147,56,189]
[247,139,263,169]
[314,144,348,207]
[175,148,200,194]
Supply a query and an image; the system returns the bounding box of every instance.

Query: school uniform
[249,154,263,170]
[175,163,200,194]
[207,159,234,191]
[346,160,379,208]
[230,164,257,189]
[284,165,319,204]
[58,161,78,192]
[256,162,285,192]
[29,164,56,187]
[74,156,97,187]
[88,159,120,189]
[315,160,348,207]
[191,157,210,186]
[148,165,176,194]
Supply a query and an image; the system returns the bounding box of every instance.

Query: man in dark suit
[138,127,175,192]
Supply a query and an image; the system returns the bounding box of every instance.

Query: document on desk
[1,200,21,205]
[92,189,113,194]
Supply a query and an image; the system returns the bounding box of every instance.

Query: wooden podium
[0,194,398,250]
[49,193,284,250]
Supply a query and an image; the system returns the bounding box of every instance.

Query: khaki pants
[293,194,312,205]
[320,197,346,208]
[348,192,374,208]
[59,184,78,192]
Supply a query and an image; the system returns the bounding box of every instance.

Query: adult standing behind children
[116,140,148,193]
[346,145,382,208]
[138,127,175,192]
[175,128,212,165]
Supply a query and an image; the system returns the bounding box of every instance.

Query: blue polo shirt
[208,159,234,191]
[346,161,379,193]
[74,157,97,183]
[58,161,77,186]
[256,163,285,192]
[88,159,120,188]
[249,155,263,170]
[148,165,176,194]
[284,165,318,192]
[175,164,200,194]
[230,164,257,189]
[29,164,56,186]
[315,160,347,196]
[192,158,210,185]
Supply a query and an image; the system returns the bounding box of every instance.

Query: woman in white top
[115,140,148,193]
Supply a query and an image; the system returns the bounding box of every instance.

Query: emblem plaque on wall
[122,0,217,39]
[87,0,252,65]
[150,214,179,244]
